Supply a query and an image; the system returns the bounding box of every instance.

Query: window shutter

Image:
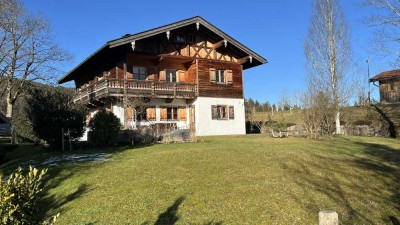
[209,68,216,82]
[125,107,133,122]
[159,70,166,81]
[226,70,233,84]
[179,107,187,121]
[229,106,234,119]
[223,106,228,119]
[211,105,217,119]
[127,66,133,79]
[146,107,156,121]
[178,70,185,82]
[160,107,167,121]
[147,67,155,80]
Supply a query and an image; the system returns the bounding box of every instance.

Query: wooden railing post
[319,211,338,225]
[105,77,109,93]
[173,84,177,96]
[151,82,155,95]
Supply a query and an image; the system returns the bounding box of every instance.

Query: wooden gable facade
[58,16,267,106]
[370,70,400,104]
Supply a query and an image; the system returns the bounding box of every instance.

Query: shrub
[88,111,121,147]
[26,88,86,150]
[0,166,59,224]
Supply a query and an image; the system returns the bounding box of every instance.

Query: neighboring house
[369,69,400,104]
[58,16,267,136]
[0,113,11,136]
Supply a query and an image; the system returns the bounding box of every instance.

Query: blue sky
[23,0,393,104]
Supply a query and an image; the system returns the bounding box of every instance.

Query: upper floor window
[159,69,185,82]
[166,69,177,82]
[127,66,146,80]
[188,35,196,43]
[216,70,225,83]
[209,68,233,84]
[176,35,185,43]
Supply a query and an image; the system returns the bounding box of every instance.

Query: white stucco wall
[193,97,245,136]
[112,103,125,125]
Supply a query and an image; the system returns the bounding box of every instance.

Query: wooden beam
[213,39,227,49]
[238,56,252,64]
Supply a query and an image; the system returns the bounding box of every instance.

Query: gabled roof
[58,16,267,84]
[370,69,400,82]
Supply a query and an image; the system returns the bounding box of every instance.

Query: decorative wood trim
[238,56,250,64]
[213,40,227,49]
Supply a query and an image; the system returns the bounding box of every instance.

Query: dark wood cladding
[187,62,196,83]
[379,78,400,103]
[197,59,243,98]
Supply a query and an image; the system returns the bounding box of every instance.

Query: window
[188,35,196,43]
[128,66,146,80]
[389,83,395,91]
[160,107,178,121]
[216,70,225,83]
[209,68,233,84]
[166,69,177,82]
[135,107,147,121]
[211,105,234,120]
[176,35,185,43]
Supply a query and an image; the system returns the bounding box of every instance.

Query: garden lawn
[2,135,400,224]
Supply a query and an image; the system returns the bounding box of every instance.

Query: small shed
[369,69,400,104]
[0,113,11,136]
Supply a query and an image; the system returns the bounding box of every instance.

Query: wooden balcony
[74,78,197,104]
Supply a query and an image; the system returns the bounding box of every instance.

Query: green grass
[1,135,400,224]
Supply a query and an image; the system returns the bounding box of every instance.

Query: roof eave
[108,16,267,65]
[58,44,109,84]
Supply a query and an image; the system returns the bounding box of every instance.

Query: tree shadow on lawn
[141,196,223,225]
[37,166,95,221]
[280,139,400,224]
[154,196,186,225]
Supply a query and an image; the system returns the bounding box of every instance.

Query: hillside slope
[251,104,400,137]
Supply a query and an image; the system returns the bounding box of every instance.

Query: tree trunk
[6,86,15,143]
[335,110,341,134]
[6,101,13,118]
[6,89,13,118]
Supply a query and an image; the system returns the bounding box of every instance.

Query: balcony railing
[74,78,197,103]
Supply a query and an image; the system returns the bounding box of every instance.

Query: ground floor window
[211,105,234,120]
[161,107,186,121]
[126,106,156,122]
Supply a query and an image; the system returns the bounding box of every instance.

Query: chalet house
[369,69,400,104]
[58,16,267,136]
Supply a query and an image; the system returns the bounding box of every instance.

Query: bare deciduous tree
[248,107,272,134]
[364,0,400,65]
[0,0,69,118]
[305,0,352,134]
[300,87,336,138]
[123,97,146,129]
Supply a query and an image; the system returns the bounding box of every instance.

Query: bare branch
[0,0,70,118]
